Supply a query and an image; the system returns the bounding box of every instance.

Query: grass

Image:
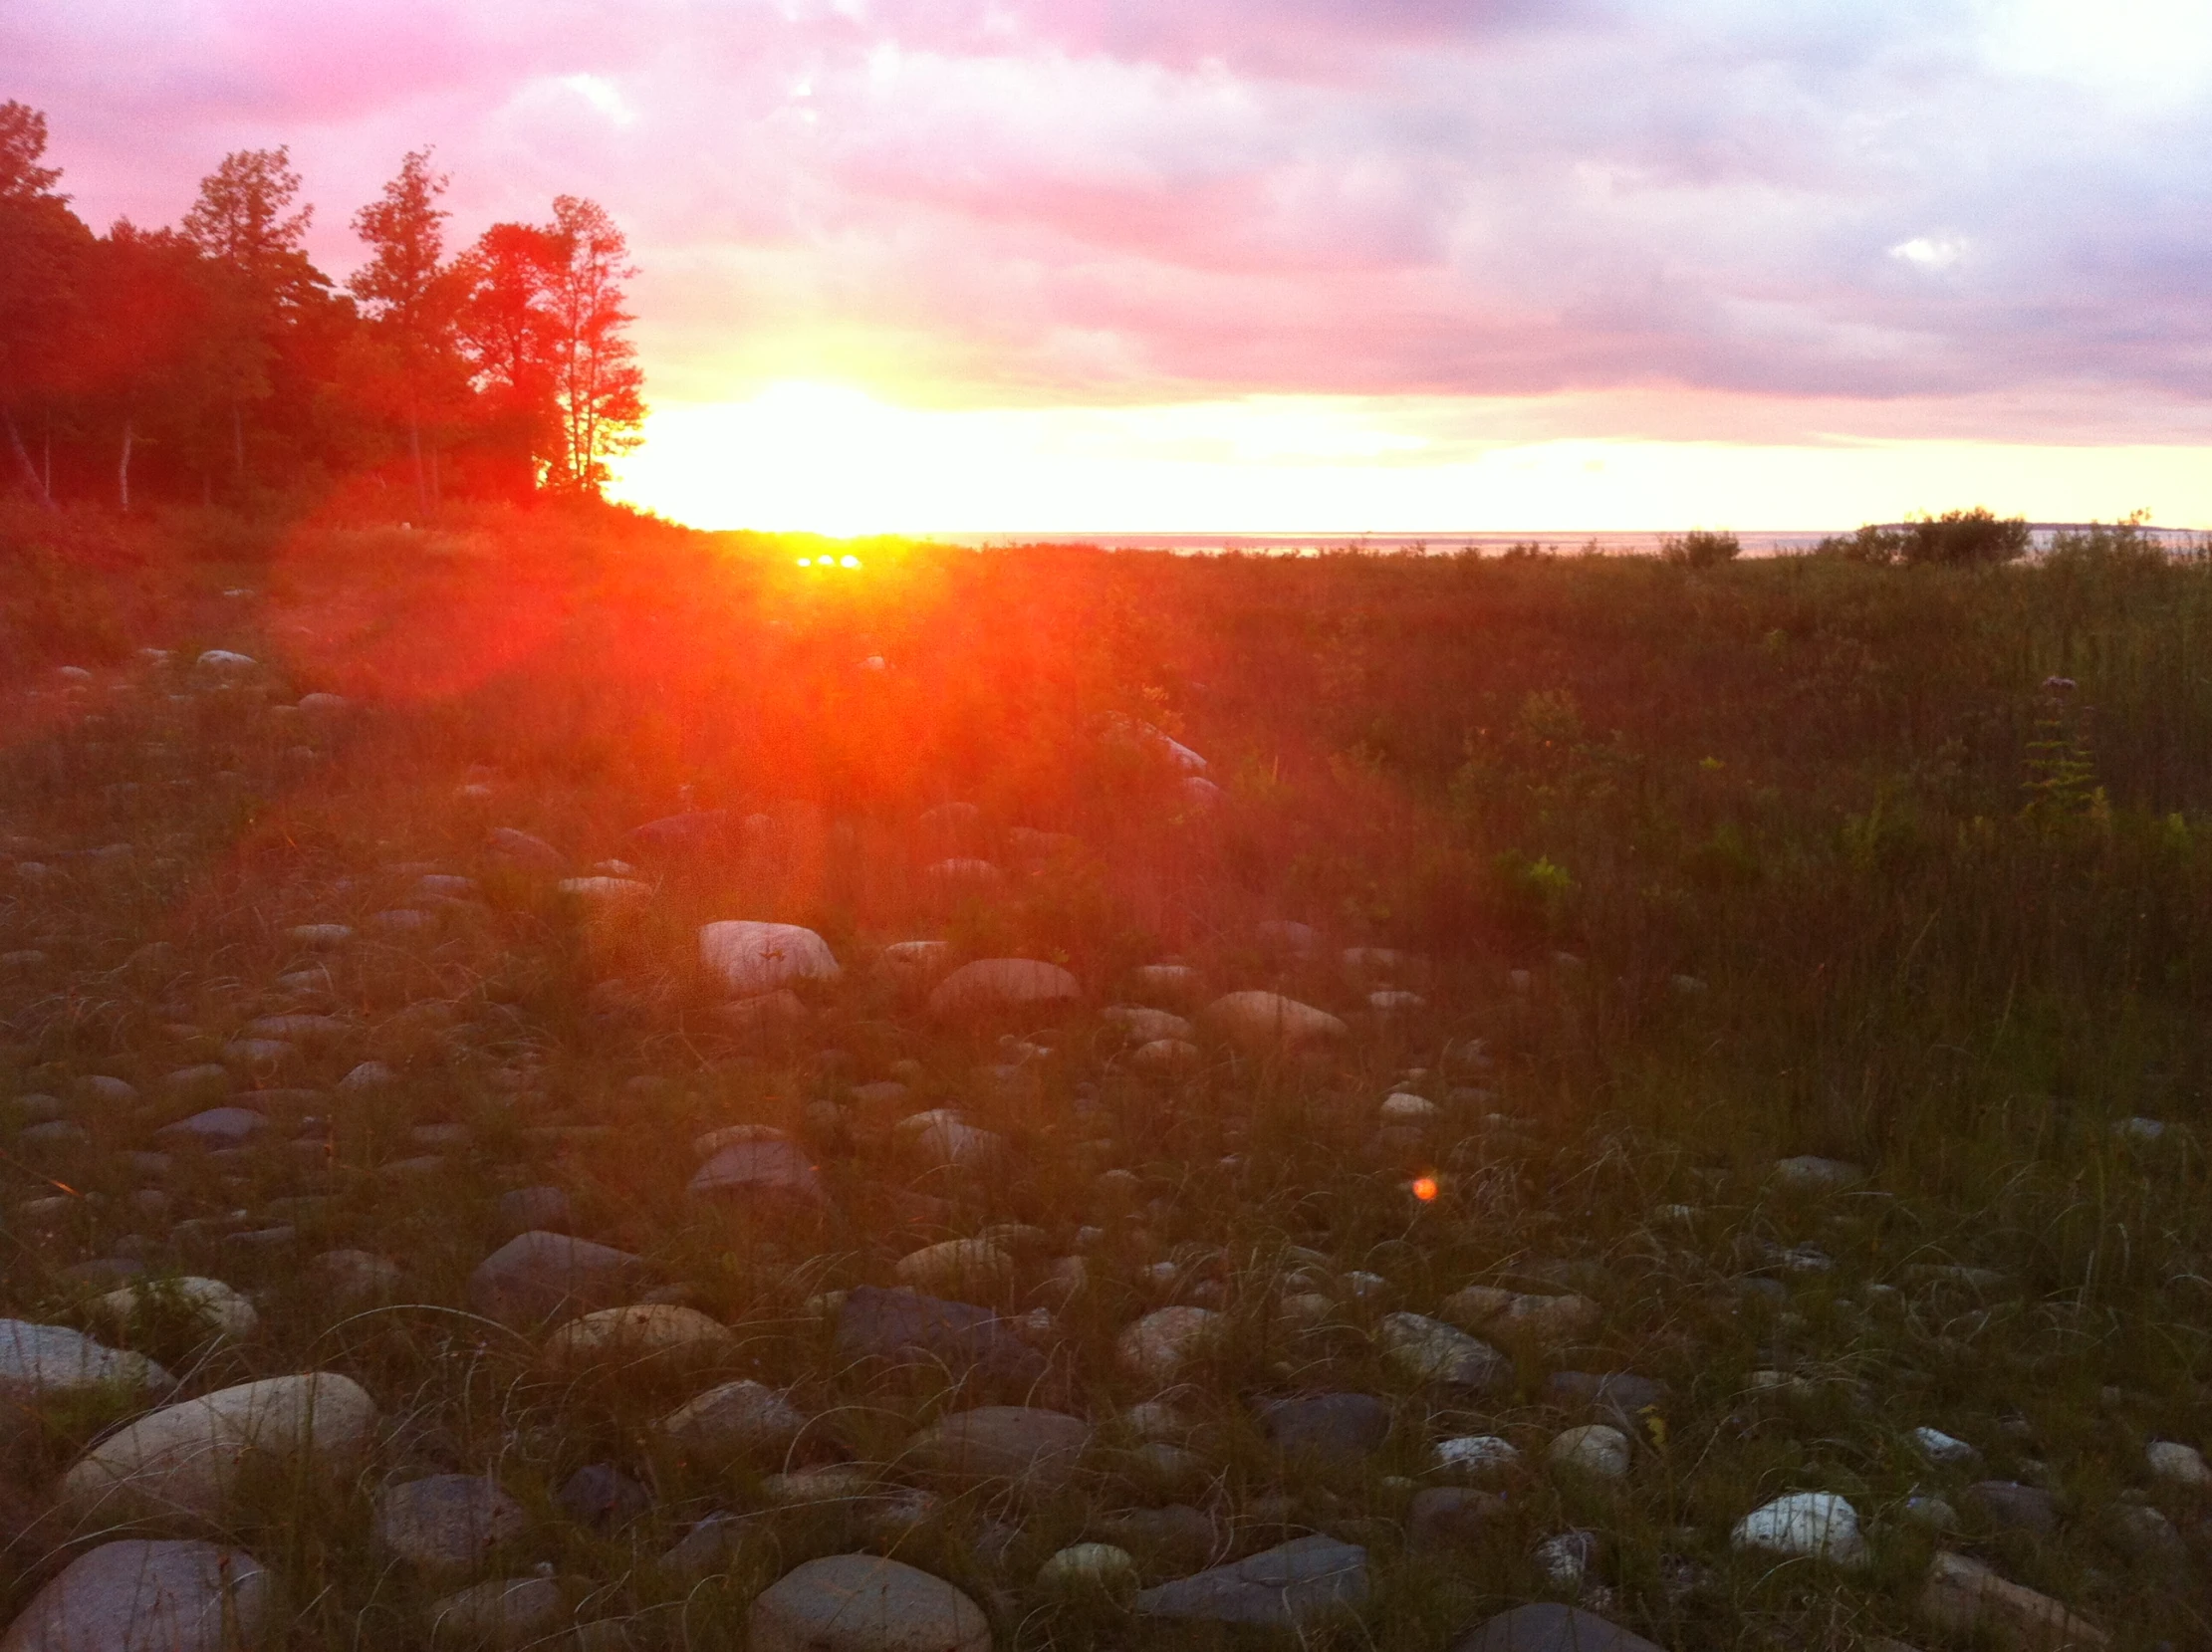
[1,505,2209,1648]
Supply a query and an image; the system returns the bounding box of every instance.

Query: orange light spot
[1410,1175,1439,1203]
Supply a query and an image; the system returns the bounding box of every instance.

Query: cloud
[7,0,2211,440]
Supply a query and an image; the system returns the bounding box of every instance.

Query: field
[2,501,2209,1651]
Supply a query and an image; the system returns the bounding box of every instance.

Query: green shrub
[1817,507,2029,567]
[1659,529,1741,566]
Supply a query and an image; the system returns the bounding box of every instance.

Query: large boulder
[466,1232,642,1327]
[94,1278,259,1342]
[1917,1551,2107,1649]
[1134,1535,1367,1629]
[61,1373,377,1523]
[373,1475,528,1573]
[748,1554,989,1652]
[1205,992,1348,1058]
[0,1539,271,1652]
[540,1304,737,1373]
[892,1240,1014,1303]
[699,921,841,996]
[1378,1312,1511,1391]
[0,1319,172,1403]
[928,959,1081,1023]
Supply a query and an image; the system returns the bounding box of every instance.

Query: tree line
[0,103,645,515]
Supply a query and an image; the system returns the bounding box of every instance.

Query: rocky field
[3,519,2210,1651]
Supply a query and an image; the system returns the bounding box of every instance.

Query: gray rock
[373,1474,528,1572]
[1093,1506,1222,1576]
[160,1065,232,1102]
[1451,1603,1666,1652]
[0,1538,271,1652]
[908,1406,1090,1489]
[429,1576,568,1648]
[1968,1479,2060,1535]
[496,1185,573,1236]
[556,1463,651,1530]
[487,827,563,870]
[1406,1487,1506,1553]
[1259,1392,1391,1463]
[1380,1312,1511,1391]
[466,1232,642,1327]
[685,1138,826,1210]
[1545,1371,1667,1434]
[1534,1530,1601,1589]
[2103,1501,2187,1568]
[927,958,1082,1022]
[0,1319,173,1402]
[834,1286,1048,1394]
[748,1554,989,1652]
[1134,1535,1368,1629]
[657,1379,809,1463]
[153,1107,266,1149]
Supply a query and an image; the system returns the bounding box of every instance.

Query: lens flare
[1410,1175,1439,1203]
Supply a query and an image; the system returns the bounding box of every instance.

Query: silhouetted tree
[349,148,464,513]
[0,103,91,506]
[542,196,645,496]
[455,221,561,498]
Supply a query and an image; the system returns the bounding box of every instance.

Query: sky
[9,0,2211,535]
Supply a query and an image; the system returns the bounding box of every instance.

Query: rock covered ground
[1,616,2209,1652]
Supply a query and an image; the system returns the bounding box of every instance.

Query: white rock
[928,958,1081,1021]
[2147,1439,2212,1492]
[62,1372,377,1522]
[0,1319,173,1403]
[699,921,841,996]
[1038,1543,1137,1595]
[1771,1156,1864,1192]
[1377,1312,1511,1390]
[95,1277,259,1341]
[1116,1306,1222,1384]
[194,650,256,672]
[1910,1426,1979,1468]
[558,876,652,906]
[1204,991,1348,1058]
[1730,1491,1869,1568]
[1433,1435,1521,1478]
[0,1538,270,1652]
[541,1304,737,1372]
[1379,1092,1438,1124]
[657,1380,809,1463]
[1548,1424,1631,1480]
[1129,1038,1201,1076]
[2115,1116,2168,1145]
[1101,1005,1196,1045]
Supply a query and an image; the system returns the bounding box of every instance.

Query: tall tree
[0,104,91,506]
[181,146,318,487]
[454,220,560,499]
[541,196,645,496]
[349,148,462,513]
[82,223,205,510]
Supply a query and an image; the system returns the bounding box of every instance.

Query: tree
[541,196,645,495]
[455,221,560,498]
[181,146,320,487]
[0,103,91,506]
[81,223,206,510]
[349,148,463,512]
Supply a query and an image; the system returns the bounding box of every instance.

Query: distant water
[938,527,2202,557]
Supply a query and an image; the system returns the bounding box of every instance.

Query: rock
[430,1577,569,1648]
[1917,1550,2108,1649]
[2146,1439,2212,1493]
[1544,1371,1668,1434]
[1116,1306,1221,1384]
[309,1250,401,1305]
[748,1554,989,1652]
[160,1065,232,1103]
[1906,1495,1962,1533]
[466,1232,643,1327]
[0,1319,172,1403]
[897,1110,1006,1171]
[835,1286,1048,1393]
[1378,1312,1511,1391]
[243,1014,351,1049]
[1533,1530,1599,1589]
[629,810,733,856]
[1259,1393,1391,1463]
[714,990,810,1036]
[556,1463,651,1530]
[685,1138,826,1210]
[1910,1426,1979,1468]
[374,1474,528,1571]
[1134,1534,1367,1629]
[289,924,354,949]
[1128,964,1205,1007]
[1038,1542,1138,1596]
[1204,991,1348,1058]
[1549,1425,1631,1481]
[1450,1603,1667,1652]
[78,1075,138,1106]
[0,1538,271,1652]
[927,958,1082,1022]
[487,827,563,869]
[1433,1435,1522,1479]
[1129,1038,1202,1076]
[909,1407,1091,1489]
[2102,1501,2186,1567]
[195,649,255,672]
[497,1185,572,1236]
[1379,1092,1438,1125]
[699,921,841,996]
[1967,1480,2059,1535]
[541,1304,737,1372]
[337,1061,396,1093]
[879,941,953,986]
[1442,1285,1601,1351]
[557,876,652,906]
[893,1240,1014,1302]
[95,1277,259,1341]
[1101,1005,1195,1045]
[1254,919,1319,955]
[1094,1506,1220,1575]
[62,1372,377,1522]
[657,1379,809,1463]
[152,1108,266,1149]
[1731,1491,1869,1567]
[1406,1487,1506,1552]
[1771,1155,1864,1192]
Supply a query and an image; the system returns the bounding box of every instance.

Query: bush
[1816,508,2029,568]
[1660,530,1741,567]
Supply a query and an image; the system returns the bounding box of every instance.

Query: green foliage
[1817,507,2031,567]
[1659,529,1740,567]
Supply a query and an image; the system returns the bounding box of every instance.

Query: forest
[0,103,645,518]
